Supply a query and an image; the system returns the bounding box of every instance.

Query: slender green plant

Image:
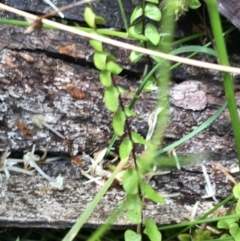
[217,183,240,240]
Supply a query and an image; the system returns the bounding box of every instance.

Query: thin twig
[1,3,240,74]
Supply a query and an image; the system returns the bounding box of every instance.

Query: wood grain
[0,1,239,228]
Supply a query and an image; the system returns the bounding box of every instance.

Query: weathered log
[0,167,235,229]
[0,2,240,228]
[0,24,238,157]
[218,0,240,30]
[2,0,135,29]
[0,36,239,228]
[0,45,238,158]
[0,48,153,155]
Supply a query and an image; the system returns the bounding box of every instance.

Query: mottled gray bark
[2,0,135,29]
[0,25,238,157]
[0,47,153,155]
[0,2,239,228]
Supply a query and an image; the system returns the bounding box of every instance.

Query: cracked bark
[0,2,240,228]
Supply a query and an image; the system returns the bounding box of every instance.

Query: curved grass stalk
[1,3,240,74]
[163,194,234,240]
[106,44,219,155]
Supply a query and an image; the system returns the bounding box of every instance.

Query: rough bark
[2,0,135,29]
[0,46,152,155]
[218,0,240,30]
[0,168,236,229]
[0,44,237,158]
[0,25,238,157]
[0,2,240,229]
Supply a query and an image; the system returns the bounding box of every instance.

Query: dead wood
[0,169,234,229]
[0,47,153,155]
[0,25,238,157]
[218,0,240,30]
[0,7,240,228]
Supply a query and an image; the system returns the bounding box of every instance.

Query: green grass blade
[206,0,240,164]
[160,213,240,230]
[86,201,126,241]
[163,194,234,240]
[106,44,218,156]
[117,0,128,31]
[172,32,205,46]
[171,45,217,57]
[156,101,227,155]
[0,18,148,40]
[154,152,210,168]
[106,28,236,156]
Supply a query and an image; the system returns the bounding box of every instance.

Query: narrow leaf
[89,39,103,52]
[84,7,95,28]
[124,230,141,241]
[122,169,138,194]
[104,86,119,112]
[106,61,123,75]
[143,219,162,241]
[99,70,112,87]
[131,131,148,145]
[95,15,106,25]
[145,23,160,45]
[93,52,107,70]
[119,138,133,160]
[106,52,116,62]
[124,107,137,117]
[130,6,143,24]
[145,3,161,21]
[113,109,126,136]
[117,86,127,93]
[141,182,165,204]
[137,156,155,173]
